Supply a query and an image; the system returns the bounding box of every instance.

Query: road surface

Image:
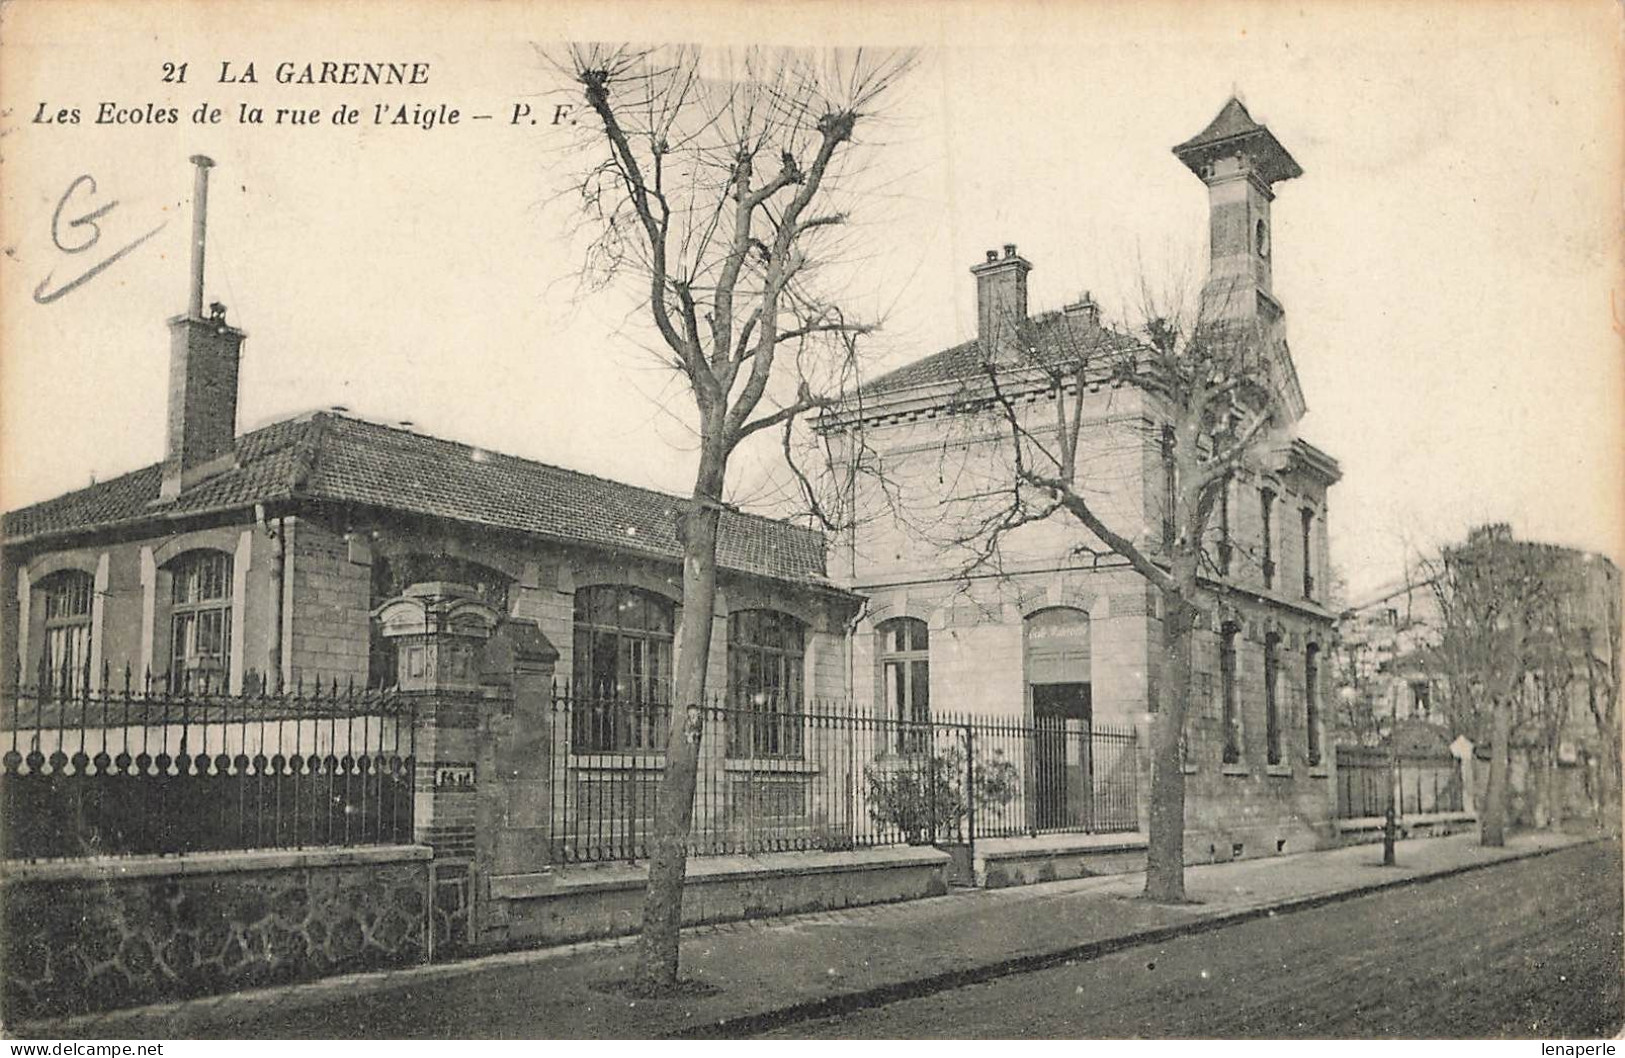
[765,840,1623,1039]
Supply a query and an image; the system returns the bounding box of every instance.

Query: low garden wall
[2,846,434,1022]
[974,832,1147,888]
[484,846,950,948]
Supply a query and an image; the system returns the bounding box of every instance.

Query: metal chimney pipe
[187,155,215,319]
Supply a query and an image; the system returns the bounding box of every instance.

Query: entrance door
[1025,607,1094,832]
[1032,683,1092,830]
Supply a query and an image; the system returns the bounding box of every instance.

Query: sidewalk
[11,829,1597,1039]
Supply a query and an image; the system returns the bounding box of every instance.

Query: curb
[667,836,1600,1039]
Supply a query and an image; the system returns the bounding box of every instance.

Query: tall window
[38,570,93,696]
[1260,488,1276,588]
[571,585,674,751]
[878,617,930,753]
[1300,507,1315,599]
[1305,643,1322,767]
[169,550,232,691]
[1217,477,1233,575]
[1264,633,1282,766]
[1161,425,1177,548]
[1221,623,1240,764]
[728,609,805,759]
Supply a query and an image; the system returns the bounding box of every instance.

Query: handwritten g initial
[34,174,166,304]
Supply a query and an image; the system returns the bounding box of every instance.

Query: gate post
[963,722,975,862]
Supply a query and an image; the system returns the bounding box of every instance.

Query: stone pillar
[376,582,506,952]
[476,620,560,876]
[375,583,501,858]
[411,695,481,856]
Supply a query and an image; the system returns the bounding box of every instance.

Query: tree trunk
[1587,663,1621,835]
[636,447,726,990]
[1481,695,1510,847]
[1544,744,1562,831]
[1144,595,1192,903]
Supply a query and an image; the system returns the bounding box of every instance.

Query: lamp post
[1383,690,1399,866]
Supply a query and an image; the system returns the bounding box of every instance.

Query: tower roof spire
[1173,96,1303,185]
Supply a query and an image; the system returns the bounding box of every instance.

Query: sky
[1,0,1620,604]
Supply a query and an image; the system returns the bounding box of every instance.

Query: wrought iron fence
[961,713,1140,839]
[1334,744,1464,819]
[548,690,1141,865]
[1,668,417,860]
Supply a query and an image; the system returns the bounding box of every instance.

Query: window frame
[569,584,676,753]
[166,550,234,692]
[1260,487,1276,589]
[37,569,94,696]
[1264,633,1282,766]
[1160,425,1177,549]
[877,617,931,754]
[1305,643,1322,767]
[727,609,807,760]
[1300,506,1316,599]
[1220,623,1241,764]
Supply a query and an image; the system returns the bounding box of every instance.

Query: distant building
[1333,524,1622,826]
[1333,575,1444,739]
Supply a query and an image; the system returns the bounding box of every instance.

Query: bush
[863,745,1019,843]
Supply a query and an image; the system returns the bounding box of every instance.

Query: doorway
[1032,683,1093,830]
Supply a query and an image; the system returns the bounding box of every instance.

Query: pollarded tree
[552,44,916,991]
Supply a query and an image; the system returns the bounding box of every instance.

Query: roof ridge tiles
[3,410,829,585]
[316,412,822,540]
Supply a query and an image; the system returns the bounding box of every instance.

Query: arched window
[36,570,93,696]
[166,550,233,691]
[571,585,674,751]
[878,617,930,752]
[728,610,805,759]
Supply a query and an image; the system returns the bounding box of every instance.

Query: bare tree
[1330,638,1388,748]
[552,44,916,990]
[1524,608,1581,829]
[943,288,1295,903]
[1424,526,1558,846]
[1581,611,1622,830]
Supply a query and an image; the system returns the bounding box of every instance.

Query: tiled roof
[3,413,832,585]
[1172,96,1302,185]
[1174,96,1264,153]
[863,311,1141,396]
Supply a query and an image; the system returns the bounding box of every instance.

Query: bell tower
[1173,97,1302,325]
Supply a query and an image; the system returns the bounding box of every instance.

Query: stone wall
[1,847,432,1023]
[1177,598,1337,861]
[286,516,371,689]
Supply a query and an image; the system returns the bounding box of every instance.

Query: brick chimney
[160,156,245,500]
[971,243,1031,347]
[1063,290,1100,325]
